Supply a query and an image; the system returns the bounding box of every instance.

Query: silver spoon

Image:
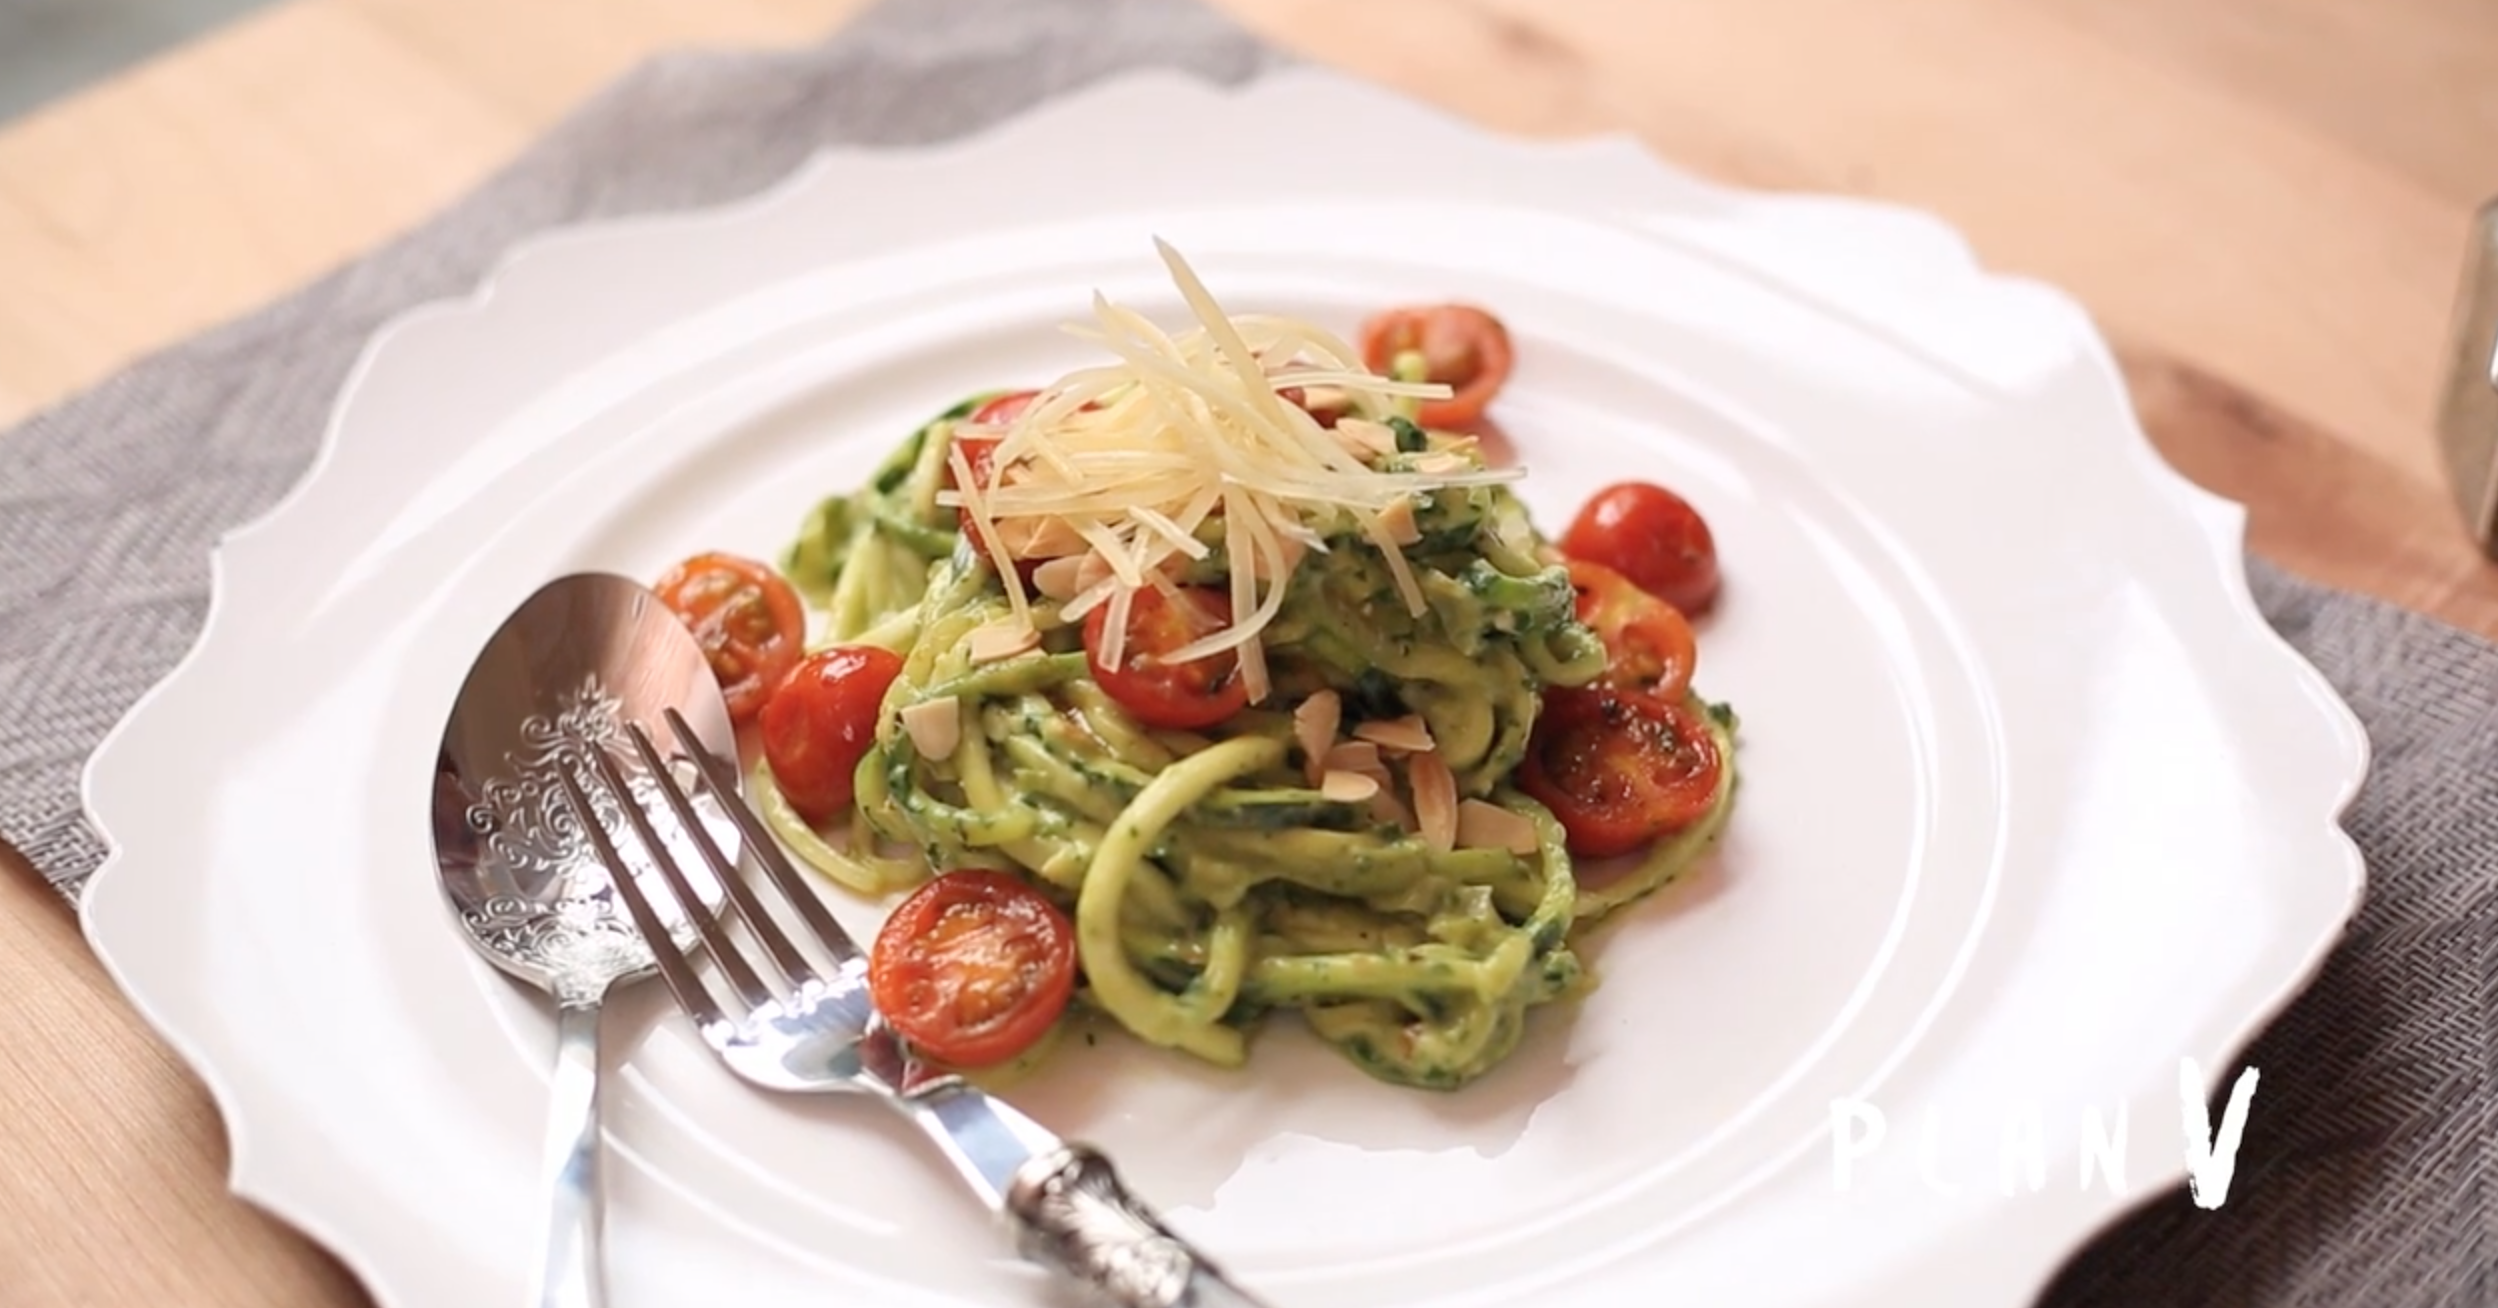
[431,572,738,1308]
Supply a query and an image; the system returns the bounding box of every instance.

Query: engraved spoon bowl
[430,571,738,1308]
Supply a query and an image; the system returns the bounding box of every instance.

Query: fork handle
[1006,1144,1271,1308]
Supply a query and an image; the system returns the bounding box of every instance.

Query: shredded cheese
[931,239,1526,704]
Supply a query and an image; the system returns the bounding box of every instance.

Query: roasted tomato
[758,645,905,823]
[1081,585,1249,731]
[1561,481,1721,614]
[654,552,806,723]
[1358,304,1515,429]
[1517,687,1723,858]
[1568,558,1697,703]
[869,869,1078,1068]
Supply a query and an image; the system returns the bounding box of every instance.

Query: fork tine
[552,756,722,1027]
[664,706,865,966]
[619,722,820,991]
[581,739,775,1010]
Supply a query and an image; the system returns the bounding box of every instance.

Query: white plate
[80,69,2366,1308]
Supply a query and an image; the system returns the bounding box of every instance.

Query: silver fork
[554,706,1272,1308]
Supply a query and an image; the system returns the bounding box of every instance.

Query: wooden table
[0,0,2490,1302]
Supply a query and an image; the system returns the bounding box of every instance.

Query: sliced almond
[1413,451,1473,476]
[1322,740,1382,775]
[1353,714,1436,755]
[1293,690,1342,784]
[1030,555,1091,601]
[1456,798,1540,855]
[1320,770,1381,803]
[1369,789,1417,832]
[1332,417,1399,460]
[1374,495,1422,546]
[967,618,1040,664]
[1409,751,1459,853]
[899,697,963,761]
[1000,516,1089,559]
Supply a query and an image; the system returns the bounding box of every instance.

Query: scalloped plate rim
[74,64,2370,1308]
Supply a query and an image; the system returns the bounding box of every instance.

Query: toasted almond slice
[967,618,1040,664]
[1332,417,1400,459]
[1409,752,1459,853]
[1031,555,1089,601]
[1353,714,1436,755]
[1375,495,1422,546]
[1294,690,1342,784]
[1000,516,1089,559]
[899,697,963,760]
[1456,798,1540,855]
[1413,451,1473,476]
[1322,740,1382,775]
[1370,789,1416,832]
[1320,770,1381,803]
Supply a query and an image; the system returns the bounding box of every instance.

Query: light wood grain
[0,0,2492,1304]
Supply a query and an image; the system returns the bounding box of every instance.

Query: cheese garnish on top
[935,239,1522,704]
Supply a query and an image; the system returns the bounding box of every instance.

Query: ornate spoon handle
[1007,1145,1271,1308]
[532,1001,607,1308]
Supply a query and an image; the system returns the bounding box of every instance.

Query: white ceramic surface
[79,69,2367,1308]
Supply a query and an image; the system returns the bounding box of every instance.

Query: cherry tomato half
[759,645,905,823]
[1568,559,1697,704]
[654,552,806,724]
[945,390,1039,535]
[1517,688,1723,859]
[950,435,1003,534]
[869,869,1077,1068]
[967,389,1041,427]
[1562,481,1721,615]
[1358,304,1515,429]
[1081,585,1248,731]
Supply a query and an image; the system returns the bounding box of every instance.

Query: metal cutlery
[562,703,1274,1308]
[431,573,738,1308]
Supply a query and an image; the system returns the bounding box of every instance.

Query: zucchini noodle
[761,280,1739,1089]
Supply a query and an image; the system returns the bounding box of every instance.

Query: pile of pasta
[747,244,1736,1089]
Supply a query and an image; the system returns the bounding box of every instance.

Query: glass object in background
[2440,197,2498,557]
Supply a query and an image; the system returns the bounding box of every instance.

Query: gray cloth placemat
[0,0,2490,1302]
